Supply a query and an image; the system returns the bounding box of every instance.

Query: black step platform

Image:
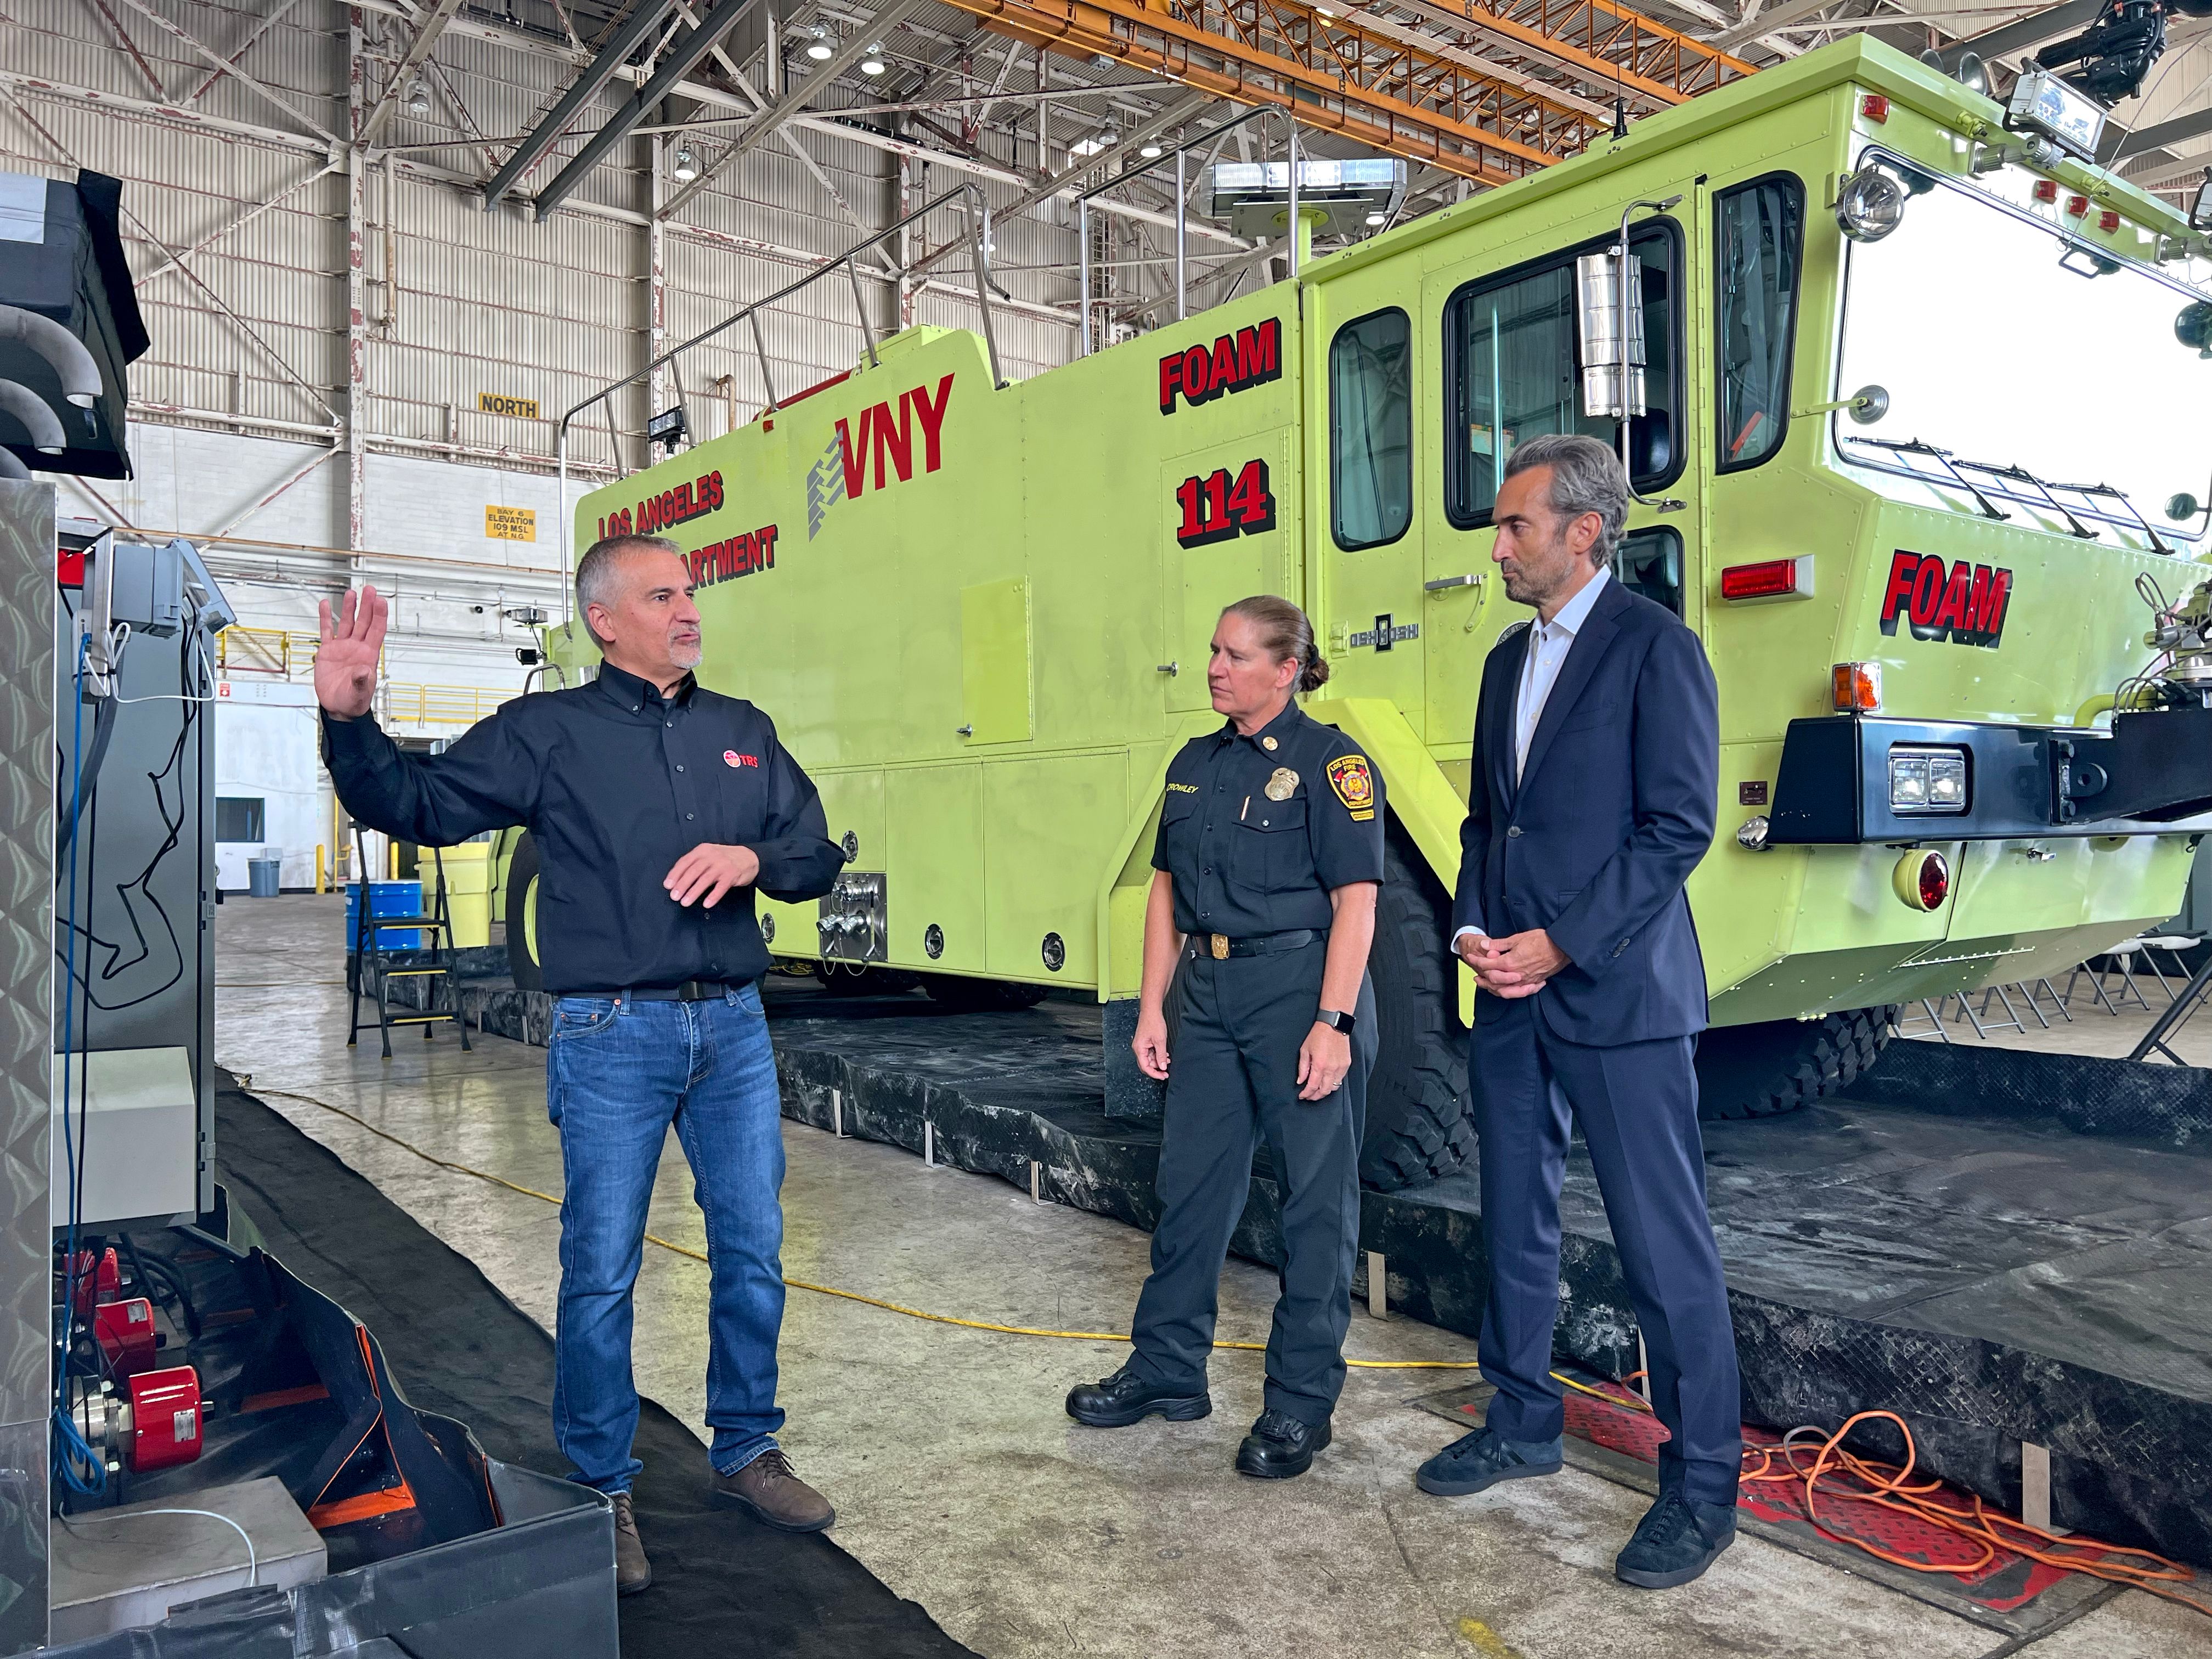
[395,966,2212,1568]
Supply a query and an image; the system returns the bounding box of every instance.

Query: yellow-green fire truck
[518,36,2212,1190]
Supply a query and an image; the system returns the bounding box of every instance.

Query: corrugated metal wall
[0,0,1084,692]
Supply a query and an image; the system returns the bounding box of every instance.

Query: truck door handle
[1155,662,1178,675]
[1425,574,1482,592]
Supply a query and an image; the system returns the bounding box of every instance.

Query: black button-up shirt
[322,662,843,994]
[1152,702,1385,937]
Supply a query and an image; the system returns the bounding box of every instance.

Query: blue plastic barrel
[346,881,423,950]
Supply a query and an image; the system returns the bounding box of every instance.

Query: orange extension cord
[258,1084,2209,1612]
[1582,1375,2210,1616]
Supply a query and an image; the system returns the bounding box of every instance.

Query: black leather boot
[1065,1364,1212,1427]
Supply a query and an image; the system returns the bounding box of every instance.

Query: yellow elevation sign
[485,505,537,541]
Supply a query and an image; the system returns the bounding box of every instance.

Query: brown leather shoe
[610,1491,652,1595]
[708,1448,836,1533]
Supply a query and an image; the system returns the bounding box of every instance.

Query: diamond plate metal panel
[0,480,52,1656]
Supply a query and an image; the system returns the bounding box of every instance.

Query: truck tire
[1361,827,1477,1192]
[919,974,1049,1012]
[505,833,543,994]
[1694,1006,1897,1121]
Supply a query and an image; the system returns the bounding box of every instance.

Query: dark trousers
[1127,945,1376,1429]
[1472,997,1742,1505]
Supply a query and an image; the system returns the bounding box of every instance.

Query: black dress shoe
[1615,1490,1737,1589]
[1414,1425,1564,1497]
[1234,1408,1331,1479]
[1066,1364,1212,1427]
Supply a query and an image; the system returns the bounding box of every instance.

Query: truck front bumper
[1769,708,2212,845]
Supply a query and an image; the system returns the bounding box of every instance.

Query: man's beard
[670,638,703,670]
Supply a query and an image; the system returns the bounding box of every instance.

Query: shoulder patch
[1325,754,1376,821]
[1497,619,1532,645]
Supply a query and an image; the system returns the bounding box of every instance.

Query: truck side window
[1445,224,1680,526]
[1616,526,1684,617]
[1330,308,1412,550]
[1716,176,1805,472]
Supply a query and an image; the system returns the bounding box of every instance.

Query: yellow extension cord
[250,1082,1616,1396]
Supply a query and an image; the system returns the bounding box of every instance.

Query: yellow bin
[438,843,493,949]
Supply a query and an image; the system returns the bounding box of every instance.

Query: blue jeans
[545,983,786,1494]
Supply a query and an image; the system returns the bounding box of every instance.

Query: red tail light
[1720,556,1813,602]
[1860,93,1891,122]
[1893,849,1950,912]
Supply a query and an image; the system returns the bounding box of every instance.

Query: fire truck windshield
[1835,161,2212,548]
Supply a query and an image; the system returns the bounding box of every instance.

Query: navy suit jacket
[1452,577,1719,1046]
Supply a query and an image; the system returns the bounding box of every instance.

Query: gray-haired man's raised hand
[316,584,388,719]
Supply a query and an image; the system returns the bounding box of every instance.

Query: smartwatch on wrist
[1314,1008,1356,1035]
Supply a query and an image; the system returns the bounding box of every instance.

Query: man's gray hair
[1502,433,1629,570]
[575,533,680,645]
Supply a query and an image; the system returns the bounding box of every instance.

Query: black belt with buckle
[1186,928,1324,962]
[620,979,738,1002]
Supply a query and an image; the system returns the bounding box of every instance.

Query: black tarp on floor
[213,1072,976,1659]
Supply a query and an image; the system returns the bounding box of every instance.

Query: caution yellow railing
[216,624,306,676]
[378,682,518,727]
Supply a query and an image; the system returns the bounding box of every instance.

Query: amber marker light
[1831,662,1883,712]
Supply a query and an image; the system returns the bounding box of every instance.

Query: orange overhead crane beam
[942,0,1754,184]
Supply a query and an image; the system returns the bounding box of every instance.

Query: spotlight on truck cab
[2190,170,2212,232]
[1836,168,1906,242]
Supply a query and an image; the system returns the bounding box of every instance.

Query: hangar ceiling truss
[938,0,1753,181]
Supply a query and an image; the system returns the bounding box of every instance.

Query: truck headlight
[1890,746,1968,814]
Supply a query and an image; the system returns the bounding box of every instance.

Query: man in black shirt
[317,534,844,1594]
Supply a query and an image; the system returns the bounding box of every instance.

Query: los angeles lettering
[1159,318,1282,415]
[596,470,724,541]
[1879,550,2013,647]
[689,524,779,589]
[834,373,955,499]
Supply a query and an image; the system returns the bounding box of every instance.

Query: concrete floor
[213,895,2212,1659]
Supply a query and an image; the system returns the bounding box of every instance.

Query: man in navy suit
[1412,433,1739,1589]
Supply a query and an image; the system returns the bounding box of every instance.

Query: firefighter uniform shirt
[1152,701,1386,936]
[321,661,844,993]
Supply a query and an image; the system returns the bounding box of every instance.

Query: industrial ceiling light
[860,43,887,74]
[1139,142,1164,159]
[1364,210,1387,225]
[805,26,834,60]
[672,145,699,182]
[1835,167,1906,242]
[407,80,430,116]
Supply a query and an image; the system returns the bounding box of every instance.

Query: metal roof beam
[484,0,680,207]
[657,0,933,218]
[533,0,770,220]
